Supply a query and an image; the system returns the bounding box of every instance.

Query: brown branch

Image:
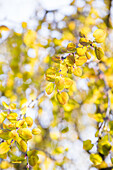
[97,69,111,136]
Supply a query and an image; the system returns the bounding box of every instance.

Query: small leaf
[88,113,104,123]
[95,130,99,137]
[66,54,75,66]
[27,150,39,166]
[27,150,38,157]
[0,113,5,124]
[9,103,16,110]
[109,121,113,133]
[17,139,27,152]
[29,155,39,166]
[98,140,111,156]
[86,51,91,59]
[111,157,113,164]
[52,55,61,63]
[0,129,11,140]
[0,161,10,169]
[67,42,76,51]
[2,101,9,109]
[45,67,56,82]
[55,77,64,91]
[55,146,64,154]
[56,92,69,105]
[76,46,87,56]
[7,113,18,122]
[73,67,82,76]
[32,128,41,135]
[79,38,89,45]
[18,128,32,141]
[3,123,16,130]
[0,142,10,155]
[25,117,33,127]
[61,127,69,133]
[75,56,87,66]
[83,140,94,151]
[16,120,27,128]
[0,153,7,159]
[93,29,106,43]
[64,77,73,88]
[9,130,19,141]
[59,64,68,76]
[90,153,102,165]
[95,47,104,60]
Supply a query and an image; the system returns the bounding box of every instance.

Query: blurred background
[0,0,113,170]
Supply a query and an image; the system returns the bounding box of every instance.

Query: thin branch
[98,69,111,136]
[26,142,30,170]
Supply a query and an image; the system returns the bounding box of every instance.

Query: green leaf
[98,140,111,156]
[83,140,94,151]
[95,47,104,60]
[61,127,69,133]
[109,121,113,133]
[0,129,11,140]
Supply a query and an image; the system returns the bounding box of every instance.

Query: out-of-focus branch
[98,69,111,135]
[104,0,112,28]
